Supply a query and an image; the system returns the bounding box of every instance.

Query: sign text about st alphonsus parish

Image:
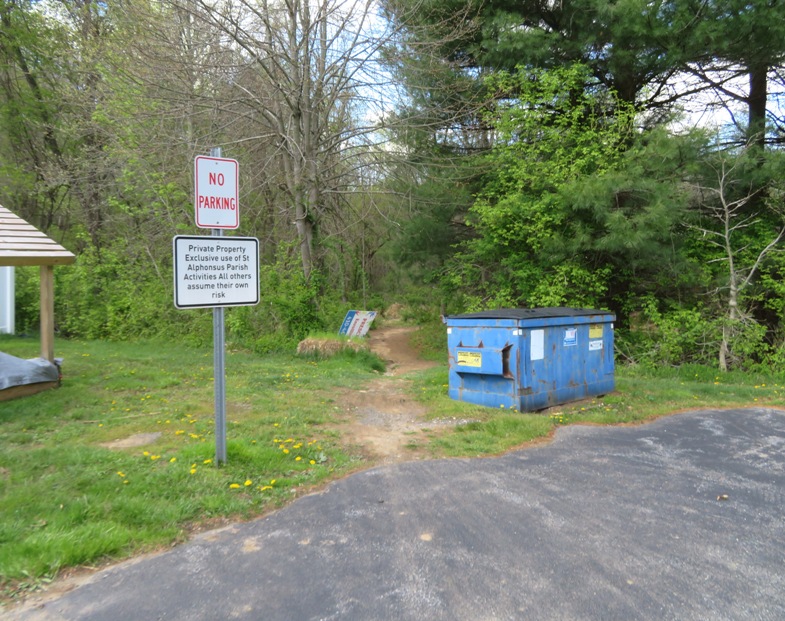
[173,235,259,308]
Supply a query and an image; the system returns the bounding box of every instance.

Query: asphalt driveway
[5,407,785,621]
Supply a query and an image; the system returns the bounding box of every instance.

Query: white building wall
[0,266,14,335]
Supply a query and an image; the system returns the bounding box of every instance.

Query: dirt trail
[336,324,441,463]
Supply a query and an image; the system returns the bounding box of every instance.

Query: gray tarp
[0,351,59,391]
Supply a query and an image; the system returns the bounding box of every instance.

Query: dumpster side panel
[446,321,518,409]
[522,317,614,410]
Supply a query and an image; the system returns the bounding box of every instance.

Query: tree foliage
[442,65,701,312]
[2,0,785,372]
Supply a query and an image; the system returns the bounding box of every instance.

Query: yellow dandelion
[190,468,197,475]
[295,456,302,461]
[123,480,129,484]
[310,460,316,465]
[229,483,241,489]
[203,459,212,465]
[270,479,276,485]
[169,457,177,463]
[117,471,126,478]
[150,455,160,461]
[175,430,185,435]
[143,451,150,457]
[260,485,272,491]
[283,448,290,454]
[244,479,253,486]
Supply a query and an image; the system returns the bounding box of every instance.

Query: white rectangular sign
[194,155,239,229]
[173,235,259,309]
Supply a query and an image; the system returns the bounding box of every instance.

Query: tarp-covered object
[0,351,59,391]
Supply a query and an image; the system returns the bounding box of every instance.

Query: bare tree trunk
[689,150,785,371]
[748,62,768,150]
[157,0,400,283]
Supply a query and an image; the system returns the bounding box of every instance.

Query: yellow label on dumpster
[589,324,603,339]
[457,351,482,367]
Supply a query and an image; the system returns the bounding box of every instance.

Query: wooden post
[40,265,54,362]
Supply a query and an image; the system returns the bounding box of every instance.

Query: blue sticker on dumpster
[564,328,577,347]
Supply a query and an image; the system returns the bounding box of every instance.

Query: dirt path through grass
[335,324,442,463]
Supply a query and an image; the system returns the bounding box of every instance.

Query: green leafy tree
[383,0,785,142]
[0,0,70,229]
[446,65,703,314]
[668,0,785,148]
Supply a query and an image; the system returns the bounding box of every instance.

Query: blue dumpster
[445,308,615,411]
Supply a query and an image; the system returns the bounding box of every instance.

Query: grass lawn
[1,331,784,601]
[409,362,785,456]
[0,335,378,599]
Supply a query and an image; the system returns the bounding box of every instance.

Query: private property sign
[194,155,239,229]
[173,235,259,308]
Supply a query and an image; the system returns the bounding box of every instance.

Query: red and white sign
[194,156,239,229]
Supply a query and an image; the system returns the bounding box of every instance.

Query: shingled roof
[0,206,75,266]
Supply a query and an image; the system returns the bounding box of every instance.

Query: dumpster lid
[447,307,613,320]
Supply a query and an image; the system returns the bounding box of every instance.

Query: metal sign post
[172,232,259,464]
[173,147,259,466]
[210,147,227,465]
[212,228,227,464]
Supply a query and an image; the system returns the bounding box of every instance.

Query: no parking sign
[194,155,239,229]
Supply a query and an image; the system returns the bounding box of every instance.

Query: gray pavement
[5,408,785,621]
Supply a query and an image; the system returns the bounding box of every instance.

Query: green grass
[404,360,785,457]
[0,336,381,596]
[2,332,785,600]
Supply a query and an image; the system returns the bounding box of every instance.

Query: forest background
[2,0,785,372]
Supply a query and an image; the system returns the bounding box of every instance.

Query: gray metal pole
[210,147,227,465]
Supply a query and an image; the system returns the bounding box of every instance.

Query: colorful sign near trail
[339,310,377,337]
